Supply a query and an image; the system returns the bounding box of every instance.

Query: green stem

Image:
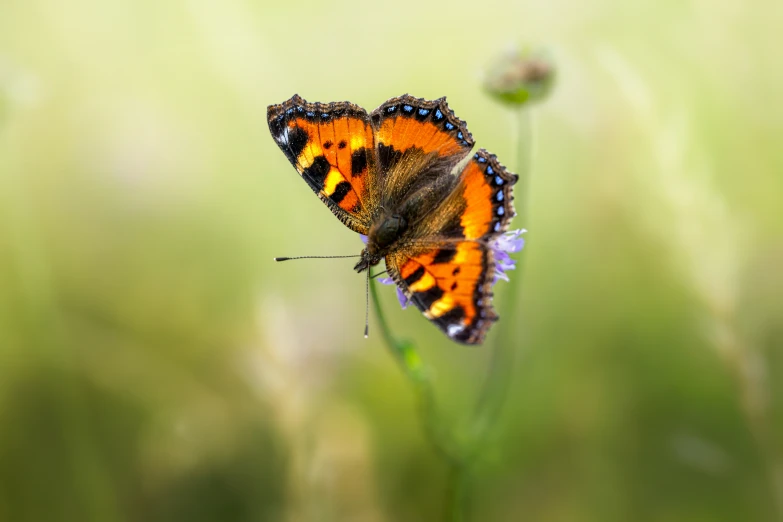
[368,275,421,381]
[369,277,462,467]
[444,462,467,522]
[515,108,533,225]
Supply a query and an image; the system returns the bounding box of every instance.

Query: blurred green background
[1,0,782,521]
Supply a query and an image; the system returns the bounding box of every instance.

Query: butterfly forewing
[268,95,379,233]
[370,95,475,209]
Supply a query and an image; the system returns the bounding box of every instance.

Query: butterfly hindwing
[387,240,492,344]
[386,149,518,344]
[268,95,378,233]
[457,149,518,239]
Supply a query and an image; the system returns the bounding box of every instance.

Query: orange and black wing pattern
[268,94,520,345]
[268,95,378,234]
[370,95,474,206]
[386,150,518,344]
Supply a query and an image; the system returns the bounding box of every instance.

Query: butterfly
[268,94,519,344]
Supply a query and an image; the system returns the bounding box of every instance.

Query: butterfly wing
[268,95,378,234]
[385,149,518,344]
[370,94,475,209]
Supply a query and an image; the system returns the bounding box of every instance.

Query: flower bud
[483,47,555,107]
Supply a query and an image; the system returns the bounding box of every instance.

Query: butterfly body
[268,94,519,344]
[353,214,406,272]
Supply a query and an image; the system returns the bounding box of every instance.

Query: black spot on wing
[404,266,425,286]
[412,286,445,309]
[432,249,455,264]
[440,213,465,238]
[378,143,403,173]
[351,148,368,176]
[323,140,333,149]
[279,126,309,165]
[301,156,330,191]
[338,140,347,149]
[437,305,465,326]
[269,114,310,166]
[269,115,285,138]
[452,326,474,343]
[330,181,352,205]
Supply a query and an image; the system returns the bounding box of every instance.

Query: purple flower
[377,276,410,309]
[491,229,526,283]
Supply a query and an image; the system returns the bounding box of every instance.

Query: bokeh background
[1,1,782,521]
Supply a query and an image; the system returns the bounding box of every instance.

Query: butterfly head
[354,214,408,273]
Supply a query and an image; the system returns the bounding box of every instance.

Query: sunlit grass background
[1,1,782,521]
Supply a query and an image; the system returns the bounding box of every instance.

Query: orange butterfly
[268,95,524,344]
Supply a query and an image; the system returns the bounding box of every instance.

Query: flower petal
[491,229,527,284]
[396,287,410,309]
[494,228,526,253]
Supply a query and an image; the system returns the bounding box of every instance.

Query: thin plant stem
[515,108,534,226]
[444,463,467,522]
[369,277,463,466]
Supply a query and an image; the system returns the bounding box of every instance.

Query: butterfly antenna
[274,254,361,262]
[364,269,370,339]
